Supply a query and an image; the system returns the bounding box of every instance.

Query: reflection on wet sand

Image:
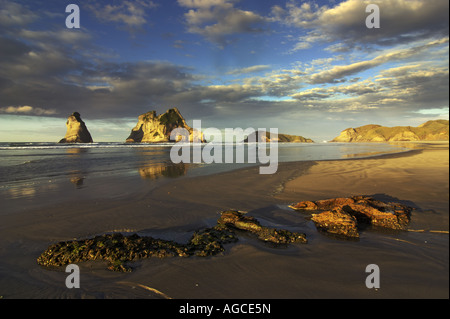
[343,141,449,159]
[342,150,401,159]
[66,148,88,188]
[70,176,85,188]
[388,141,450,149]
[139,163,188,179]
[66,148,89,155]
[7,186,36,199]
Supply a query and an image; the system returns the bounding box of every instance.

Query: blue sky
[0,0,448,142]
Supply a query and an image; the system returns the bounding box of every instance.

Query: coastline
[0,142,448,299]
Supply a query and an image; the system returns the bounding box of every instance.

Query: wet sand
[0,142,448,299]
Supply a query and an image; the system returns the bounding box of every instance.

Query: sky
[0,0,448,142]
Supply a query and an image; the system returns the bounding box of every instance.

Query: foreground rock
[290,195,413,238]
[330,120,449,142]
[218,210,307,244]
[59,112,93,143]
[126,108,205,143]
[37,211,306,272]
[291,197,356,211]
[244,131,313,143]
[311,208,359,239]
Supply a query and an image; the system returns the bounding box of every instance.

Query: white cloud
[308,37,449,84]
[226,65,271,75]
[0,106,57,116]
[273,0,449,52]
[86,0,158,32]
[0,0,38,27]
[178,0,268,46]
[178,0,228,8]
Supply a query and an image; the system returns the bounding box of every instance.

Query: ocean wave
[0,142,179,150]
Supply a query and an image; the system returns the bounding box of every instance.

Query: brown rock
[315,197,356,210]
[218,210,307,244]
[289,200,318,211]
[290,195,413,236]
[290,197,356,211]
[311,207,359,238]
[344,201,411,230]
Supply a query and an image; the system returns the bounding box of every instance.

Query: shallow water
[0,142,407,187]
[0,142,410,214]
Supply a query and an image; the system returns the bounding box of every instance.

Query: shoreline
[0,142,448,299]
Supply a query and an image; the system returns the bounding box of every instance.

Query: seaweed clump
[37,233,190,272]
[37,211,306,272]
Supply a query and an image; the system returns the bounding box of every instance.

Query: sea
[0,141,412,210]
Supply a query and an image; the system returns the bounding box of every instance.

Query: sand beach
[0,142,448,299]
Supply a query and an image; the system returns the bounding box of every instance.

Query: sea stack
[126,108,205,143]
[59,112,93,143]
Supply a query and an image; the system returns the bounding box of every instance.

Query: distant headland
[330,120,449,143]
[244,131,313,143]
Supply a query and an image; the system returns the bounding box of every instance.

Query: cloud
[173,39,186,49]
[0,0,447,140]
[289,62,449,118]
[0,0,38,27]
[308,37,449,84]
[0,13,199,119]
[1,19,447,124]
[86,0,158,32]
[226,65,271,75]
[0,106,57,116]
[375,65,449,108]
[178,0,269,47]
[270,2,324,28]
[273,0,449,52]
[291,79,379,102]
[18,29,92,46]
